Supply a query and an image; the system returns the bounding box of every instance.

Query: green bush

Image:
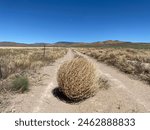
[12,76,29,93]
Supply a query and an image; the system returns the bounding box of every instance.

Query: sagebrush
[12,76,29,93]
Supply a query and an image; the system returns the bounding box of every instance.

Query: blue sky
[0,0,150,43]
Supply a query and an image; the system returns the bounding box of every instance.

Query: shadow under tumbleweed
[52,87,83,104]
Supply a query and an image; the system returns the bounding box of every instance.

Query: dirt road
[4,49,150,113]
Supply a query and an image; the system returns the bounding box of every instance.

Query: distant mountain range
[0,40,150,48]
[0,42,50,47]
[0,42,26,46]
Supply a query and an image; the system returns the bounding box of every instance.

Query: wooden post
[43,44,46,58]
[0,65,2,79]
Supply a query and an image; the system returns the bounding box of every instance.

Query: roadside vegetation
[0,47,67,112]
[11,76,29,93]
[77,48,150,84]
[0,47,67,79]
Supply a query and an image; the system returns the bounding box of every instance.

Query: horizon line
[0,40,150,44]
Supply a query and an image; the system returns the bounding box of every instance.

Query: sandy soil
[3,49,150,113]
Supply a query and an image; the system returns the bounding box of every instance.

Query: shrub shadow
[52,87,83,104]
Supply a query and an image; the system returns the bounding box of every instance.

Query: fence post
[0,65,2,79]
[43,44,46,58]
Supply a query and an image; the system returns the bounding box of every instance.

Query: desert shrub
[77,48,150,84]
[57,57,99,101]
[11,76,29,93]
[0,47,67,79]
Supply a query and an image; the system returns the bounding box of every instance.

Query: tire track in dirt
[32,82,54,112]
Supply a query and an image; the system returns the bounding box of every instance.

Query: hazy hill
[0,40,150,49]
[0,42,50,47]
[0,42,28,47]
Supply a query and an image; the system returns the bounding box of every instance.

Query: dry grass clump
[77,48,150,84]
[0,47,67,112]
[0,47,67,79]
[0,77,12,112]
[57,57,99,101]
[0,93,9,112]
